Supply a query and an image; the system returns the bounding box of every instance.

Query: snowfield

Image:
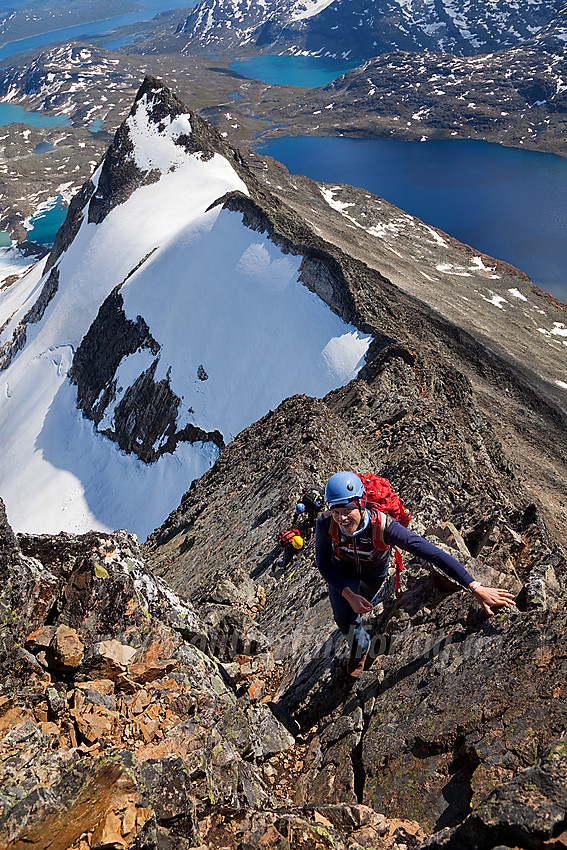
[0,91,370,539]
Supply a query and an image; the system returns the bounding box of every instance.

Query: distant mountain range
[170,0,567,58]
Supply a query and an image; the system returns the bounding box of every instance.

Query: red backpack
[277,528,300,547]
[328,473,411,598]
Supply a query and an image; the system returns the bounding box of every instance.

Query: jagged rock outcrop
[0,500,291,848]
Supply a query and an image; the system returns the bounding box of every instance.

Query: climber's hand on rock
[473,585,516,617]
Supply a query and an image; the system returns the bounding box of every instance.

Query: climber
[316,471,517,678]
[277,528,304,566]
[295,487,325,530]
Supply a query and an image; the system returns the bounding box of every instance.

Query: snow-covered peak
[176,0,566,58]
[0,79,370,540]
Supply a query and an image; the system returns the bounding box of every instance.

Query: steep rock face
[422,734,567,849]
[0,268,59,371]
[68,288,224,463]
[145,338,566,847]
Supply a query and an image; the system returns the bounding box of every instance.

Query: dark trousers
[328,565,388,658]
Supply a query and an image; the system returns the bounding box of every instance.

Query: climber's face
[330,504,362,535]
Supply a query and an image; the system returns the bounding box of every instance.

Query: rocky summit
[0,76,565,849]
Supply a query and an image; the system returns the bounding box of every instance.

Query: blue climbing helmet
[324,471,365,508]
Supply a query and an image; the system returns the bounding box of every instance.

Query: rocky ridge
[143,340,567,846]
[0,496,436,849]
[1,344,565,847]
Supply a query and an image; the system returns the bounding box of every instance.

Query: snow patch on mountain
[126,106,193,172]
[290,0,336,22]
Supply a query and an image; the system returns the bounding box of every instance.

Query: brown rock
[51,625,85,669]
[33,705,49,724]
[136,718,159,743]
[127,689,150,716]
[75,679,115,696]
[25,626,56,651]
[256,824,288,848]
[76,711,113,745]
[426,521,472,558]
[98,639,137,671]
[121,801,137,836]
[0,707,34,735]
[0,760,126,849]
[91,810,127,849]
[248,678,265,702]
[40,721,60,739]
[127,659,176,684]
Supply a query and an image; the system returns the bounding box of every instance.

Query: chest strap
[328,511,404,598]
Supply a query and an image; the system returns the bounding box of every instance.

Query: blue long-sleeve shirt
[315,512,474,593]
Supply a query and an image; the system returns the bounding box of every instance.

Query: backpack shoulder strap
[328,515,339,549]
[370,509,389,550]
[370,510,404,597]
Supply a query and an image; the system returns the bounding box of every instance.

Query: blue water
[88,118,104,132]
[0,196,66,247]
[0,102,70,127]
[229,55,359,88]
[0,0,198,62]
[26,196,67,245]
[258,136,567,302]
[33,141,55,153]
[102,30,145,49]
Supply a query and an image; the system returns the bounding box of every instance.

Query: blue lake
[0,195,67,248]
[258,136,567,303]
[34,141,55,153]
[0,102,70,127]
[229,55,359,88]
[27,196,68,245]
[0,0,198,62]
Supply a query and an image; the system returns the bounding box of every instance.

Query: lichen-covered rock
[422,734,567,849]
